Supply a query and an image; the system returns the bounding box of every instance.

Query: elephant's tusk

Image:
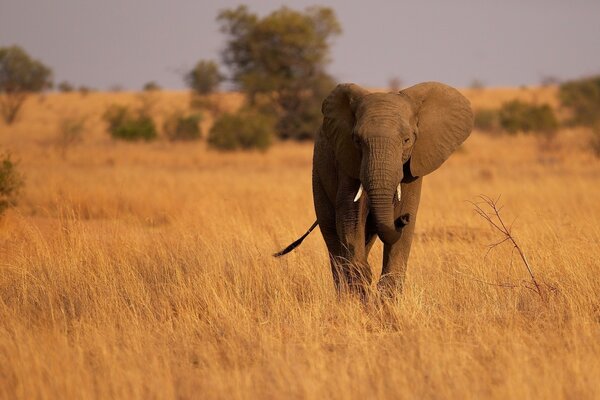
[353,184,363,202]
[397,184,402,201]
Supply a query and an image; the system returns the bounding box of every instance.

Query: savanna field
[1,87,599,399]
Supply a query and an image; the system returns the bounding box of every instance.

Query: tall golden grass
[0,87,599,399]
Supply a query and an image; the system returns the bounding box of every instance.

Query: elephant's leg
[378,177,422,297]
[334,174,372,294]
[313,172,346,291]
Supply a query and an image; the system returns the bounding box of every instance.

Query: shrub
[208,110,274,151]
[0,152,24,216]
[498,100,558,134]
[474,109,500,132]
[163,112,202,141]
[78,86,92,96]
[591,124,600,158]
[143,81,161,91]
[103,105,157,141]
[56,115,86,158]
[57,81,74,92]
[559,75,600,127]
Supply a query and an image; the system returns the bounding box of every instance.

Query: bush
[591,124,600,158]
[474,109,500,132]
[56,115,86,158]
[208,110,274,151]
[498,100,558,134]
[103,105,157,141]
[143,81,161,91]
[163,112,202,141]
[57,81,74,92]
[78,86,92,96]
[559,75,600,127]
[0,152,24,216]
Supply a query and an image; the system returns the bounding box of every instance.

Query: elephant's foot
[332,259,373,300]
[377,272,406,300]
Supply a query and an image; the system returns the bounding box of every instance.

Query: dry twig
[470,195,545,301]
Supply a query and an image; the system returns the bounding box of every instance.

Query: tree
[217,5,341,140]
[185,60,223,95]
[0,46,53,124]
[388,77,402,92]
[559,75,600,127]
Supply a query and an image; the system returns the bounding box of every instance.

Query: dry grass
[0,88,599,399]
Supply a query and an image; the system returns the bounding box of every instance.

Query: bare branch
[472,195,545,301]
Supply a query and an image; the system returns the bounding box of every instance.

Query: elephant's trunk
[362,137,404,245]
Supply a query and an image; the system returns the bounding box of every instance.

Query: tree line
[2,5,600,151]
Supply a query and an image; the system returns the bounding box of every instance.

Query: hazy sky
[2,0,599,90]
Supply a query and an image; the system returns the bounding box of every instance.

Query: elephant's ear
[321,83,370,178]
[400,82,473,177]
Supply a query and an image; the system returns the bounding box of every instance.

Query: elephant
[275,81,473,297]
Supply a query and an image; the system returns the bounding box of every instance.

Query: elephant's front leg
[378,177,422,297]
[335,175,372,294]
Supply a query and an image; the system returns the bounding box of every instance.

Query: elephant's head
[321,82,473,244]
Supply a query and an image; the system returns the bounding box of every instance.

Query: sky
[1,0,599,90]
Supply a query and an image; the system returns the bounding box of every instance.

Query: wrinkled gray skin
[313,82,473,296]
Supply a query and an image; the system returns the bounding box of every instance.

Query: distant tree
[143,81,161,91]
[185,60,223,95]
[217,5,341,140]
[58,81,74,92]
[78,86,93,96]
[469,79,485,90]
[388,77,402,92]
[0,46,53,124]
[558,75,600,127]
[540,75,561,87]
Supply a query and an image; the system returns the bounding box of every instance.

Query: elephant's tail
[273,220,318,257]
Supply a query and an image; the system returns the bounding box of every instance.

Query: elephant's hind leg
[313,172,346,292]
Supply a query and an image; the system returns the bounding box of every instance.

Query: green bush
[559,75,600,127]
[473,108,500,132]
[498,100,558,134]
[164,112,202,141]
[208,110,274,151]
[0,152,24,216]
[103,105,157,141]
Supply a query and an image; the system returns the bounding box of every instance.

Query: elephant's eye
[403,137,411,144]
